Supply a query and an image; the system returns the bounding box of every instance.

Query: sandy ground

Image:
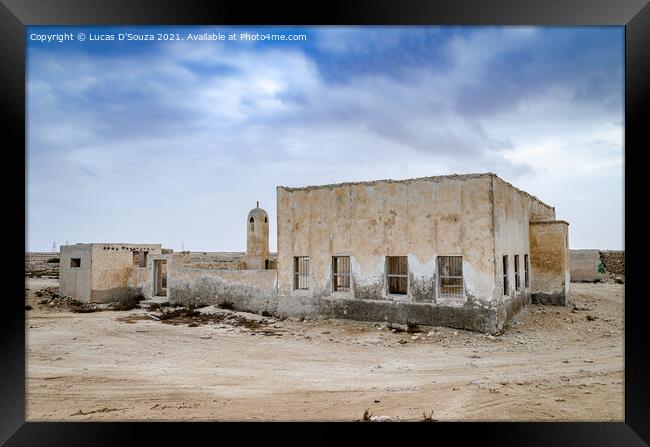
[25,278,624,421]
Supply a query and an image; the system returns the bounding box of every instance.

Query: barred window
[332,256,351,292]
[293,256,310,290]
[438,256,463,299]
[514,254,520,291]
[386,256,408,295]
[503,255,509,295]
[524,254,530,288]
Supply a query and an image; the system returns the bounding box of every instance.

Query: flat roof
[278,172,554,211]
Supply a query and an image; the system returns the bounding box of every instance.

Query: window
[70,258,81,268]
[524,254,529,288]
[249,217,254,231]
[293,256,310,290]
[438,256,463,299]
[386,256,408,295]
[264,216,267,223]
[133,251,147,267]
[514,255,520,291]
[332,256,351,292]
[502,255,509,295]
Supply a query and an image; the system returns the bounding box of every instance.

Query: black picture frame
[3,0,647,444]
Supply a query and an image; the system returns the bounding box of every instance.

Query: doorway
[154,259,168,297]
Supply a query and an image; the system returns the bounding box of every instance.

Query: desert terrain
[25,277,624,421]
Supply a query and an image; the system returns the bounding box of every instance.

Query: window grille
[524,254,529,288]
[438,256,463,299]
[386,256,408,294]
[294,256,310,290]
[332,256,351,292]
[503,255,509,295]
[514,254,520,291]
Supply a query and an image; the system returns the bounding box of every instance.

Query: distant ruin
[58,173,570,334]
[569,249,625,283]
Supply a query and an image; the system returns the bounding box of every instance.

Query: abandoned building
[59,173,570,334]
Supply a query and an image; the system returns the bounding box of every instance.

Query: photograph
[24,24,625,422]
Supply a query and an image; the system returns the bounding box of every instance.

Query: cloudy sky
[27,26,624,252]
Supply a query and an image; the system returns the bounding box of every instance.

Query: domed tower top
[246,201,269,269]
[247,201,268,224]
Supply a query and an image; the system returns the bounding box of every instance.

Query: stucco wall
[166,253,277,311]
[569,249,605,282]
[491,176,556,321]
[277,175,496,306]
[59,245,92,303]
[58,243,162,303]
[529,221,570,305]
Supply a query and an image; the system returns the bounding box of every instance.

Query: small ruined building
[59,173,569,334]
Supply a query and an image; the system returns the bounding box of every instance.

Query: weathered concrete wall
[166,253,277,311]
[529,221,570,305]
[277,174,497,310]
[569,249,605,282]
[491,176,556,325]
[59,245,92,302]
[183,250,277,271]
[89,244,162,302]
[57,243,165,303]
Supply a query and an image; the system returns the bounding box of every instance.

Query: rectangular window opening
[332,256,351,292]
[524,254,530,288]
[133,251,147,267]
[503,255,509,296]
[514,254,520,291]
[293,256,310,290]
[386,256,408,295]
[70,258,81,268]
[438,256,463,299]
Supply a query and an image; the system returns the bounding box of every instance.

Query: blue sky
[26,26,624,252]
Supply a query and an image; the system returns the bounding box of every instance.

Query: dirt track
[26,278,624,421]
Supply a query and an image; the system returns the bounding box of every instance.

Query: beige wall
[162,252,277,309]
[529,221,570,303]
[90,244,162,302]
[60,243,162,303]
[492,177,555,303]
[59,245,92,302]
[277,175,497,305]
[569,249,605,282]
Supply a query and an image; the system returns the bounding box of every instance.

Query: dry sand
[25,278,624,421]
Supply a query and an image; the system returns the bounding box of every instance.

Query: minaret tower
[245,201,269,269]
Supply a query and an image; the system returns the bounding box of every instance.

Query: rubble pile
[34,286,101,313]
[25,253,60,278]
[599,250,624,276]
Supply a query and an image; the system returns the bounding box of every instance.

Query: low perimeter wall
[169,268,278,312]
[569,249,605,282]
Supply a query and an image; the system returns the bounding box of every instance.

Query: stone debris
[599,250,624,276]
[369,415,394,422]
